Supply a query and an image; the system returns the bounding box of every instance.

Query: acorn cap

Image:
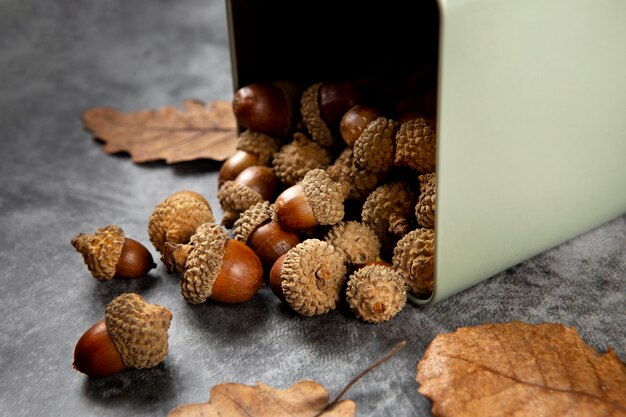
[71,225,125,281]
[325,147,353,199]
[324,221,381,267]
[349,162,386,202]
[272,132,333,187]
[237,130,281,166]
[353,117,398,174]
[394,118,436,174]
[300,82,335,148]
[148,191,214,254]
[280,239,347,316]
[346,264,407,323]
[104,293,172,369]
[301,169,345,226]
[392,228,435,298]
[179,223,229,304]
[217,181,265,228]
[361,181,416,246]
[232,201,274,243]
[416,173,436,229]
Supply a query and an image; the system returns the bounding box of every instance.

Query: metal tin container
[226,0,626,305]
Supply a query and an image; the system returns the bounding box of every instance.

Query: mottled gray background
[0,1,624,416]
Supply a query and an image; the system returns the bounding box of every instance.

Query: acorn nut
[71,225,155,280]
[339,105,381,148]
[232,201,300,268]
[217,165,277,228]
[148,191,214,255]
[73,293,172,378]
[232,81,300,138]
[218,130,281,187]
[301,81,360,148]
[163,222,263,304]
[274,168,346,231]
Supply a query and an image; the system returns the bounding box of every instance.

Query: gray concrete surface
[0,1,624,416]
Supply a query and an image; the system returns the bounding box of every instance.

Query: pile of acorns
[212,78,437,320]
[70,77,437,378]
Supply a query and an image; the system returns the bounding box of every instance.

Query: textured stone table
[0,1,624,416]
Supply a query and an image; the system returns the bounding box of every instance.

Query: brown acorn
[71,225,155,280]
[163,223,263,304]
[274,169,345,231]
[232,202,301,268]
[301,81,361,148]
[269,239,347,316]
[339,105,381,148]
[232,81,300,138]
[218,165,278,228]
[218,130,281,187]
[73,293,172,378]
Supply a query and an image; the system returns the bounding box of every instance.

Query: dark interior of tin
[228,0,440,115]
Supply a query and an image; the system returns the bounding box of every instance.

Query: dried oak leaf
[416,321,626,417]
[167,381,355,417]
[82,99,237,163]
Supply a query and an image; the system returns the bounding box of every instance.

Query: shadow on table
[82,362,177,408]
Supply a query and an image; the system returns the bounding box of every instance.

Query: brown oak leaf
[167,381,356,417]
[416,321,626,417]
[82,99,237,164]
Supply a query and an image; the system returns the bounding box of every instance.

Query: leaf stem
[316,340,407,416]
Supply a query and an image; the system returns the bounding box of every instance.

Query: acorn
[272,132,333,187]
[274,168,346,232]
[218,130,281,187]
[361,181,417,250]
[416,173,436,229]
[392,228,435,299]
[162,222,263,304]
[232,81,300,138]
[269,239,347,316]
[339,105,381,148]
[324,221,381,268]
[394,117,437,174]
[352,116,398,175]
[148,190,214,254]
[218,165,278,228]
[232,201,300,269]
[73,293,172,378]
[346,264,407,323]
[71,225,155,280]
[300,81,360,148]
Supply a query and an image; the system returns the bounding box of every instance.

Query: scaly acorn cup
[392,228,435,299]
[71,225,155,280]
[73,293,172,378]
[346,264,407,324]
[147,190,214,255]
[300,81,360,148]
[269,239,347,316]
[162,222,263,304]
[394,117,437,174]
[415,173,436,229]
[274,168,346,232]
[324,221,381,268]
